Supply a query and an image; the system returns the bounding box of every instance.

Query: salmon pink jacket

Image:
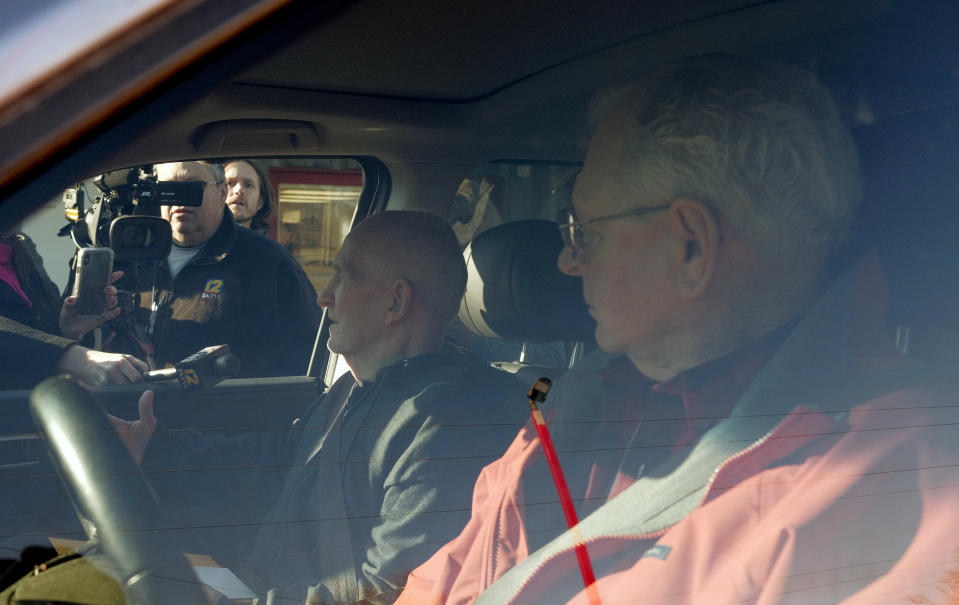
[398,254,959,605]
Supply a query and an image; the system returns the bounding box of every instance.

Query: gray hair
[154,160,224,184]
[205,161,226,184]
[591,55,862,265]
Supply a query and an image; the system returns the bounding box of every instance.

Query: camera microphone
[143,344,240,390]
[96,168,140,192]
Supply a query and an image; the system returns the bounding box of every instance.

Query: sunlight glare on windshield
[0,0,180,108]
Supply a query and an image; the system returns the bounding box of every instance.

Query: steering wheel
[29,376,210,604]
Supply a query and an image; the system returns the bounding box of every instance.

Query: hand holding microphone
[143,344,240,390]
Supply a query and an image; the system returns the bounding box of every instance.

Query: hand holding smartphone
[72,247,115,315]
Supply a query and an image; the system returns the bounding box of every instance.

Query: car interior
[2,0,959,601]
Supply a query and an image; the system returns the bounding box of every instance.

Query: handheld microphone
[143,344,240,390]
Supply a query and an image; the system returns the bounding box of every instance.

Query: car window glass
[262,158,362,293]
[448,163,579,246]
[2,158,367,590]
[21,158,363,296]
[5,3,959,602]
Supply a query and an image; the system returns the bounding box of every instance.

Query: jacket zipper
[489,484,504,586]
[488,428,539,587]
[148,287,169,337]
[502,413,797,604]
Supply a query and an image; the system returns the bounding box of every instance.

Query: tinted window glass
[448,162,579,246]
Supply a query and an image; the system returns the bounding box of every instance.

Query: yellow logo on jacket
[204,279,224,294]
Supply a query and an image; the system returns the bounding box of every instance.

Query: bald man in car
[399,55,959,605]
[114,211,526,603]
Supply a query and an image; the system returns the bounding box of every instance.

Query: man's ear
[668,198,722,298]
[385,277,413,324]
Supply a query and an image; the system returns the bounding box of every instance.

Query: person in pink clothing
[397,54,959,604]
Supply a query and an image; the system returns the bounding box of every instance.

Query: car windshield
[2,2,959,604]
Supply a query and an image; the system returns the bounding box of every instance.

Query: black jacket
[0,234,73,389]
[0,233,61,335]
[108,209,320,377]
[144,352,528,603]
[0,317,74,389]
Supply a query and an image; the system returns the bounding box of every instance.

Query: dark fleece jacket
[105,208,320,377]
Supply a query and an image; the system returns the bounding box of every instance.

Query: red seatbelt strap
[527,378,602,605]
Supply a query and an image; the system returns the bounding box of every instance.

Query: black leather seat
[456,219,595,383]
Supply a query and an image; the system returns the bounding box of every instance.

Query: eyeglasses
[559,204,671,260]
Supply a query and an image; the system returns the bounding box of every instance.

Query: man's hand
[59,270,125,340]
[109,390,157,465]
[56,346,148,386]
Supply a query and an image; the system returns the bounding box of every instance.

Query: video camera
[62,165,205,262]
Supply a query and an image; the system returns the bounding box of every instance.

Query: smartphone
[72,247,114,315]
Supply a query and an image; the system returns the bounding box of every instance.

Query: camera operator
[94,161,319,377]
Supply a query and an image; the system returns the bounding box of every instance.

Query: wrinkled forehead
[156,161,213,182]
[573,106,631,216]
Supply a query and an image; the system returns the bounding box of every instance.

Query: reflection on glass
[274,178,360,292]
[449,163,579,246]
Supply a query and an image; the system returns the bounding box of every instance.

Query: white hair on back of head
[590,55,862,266]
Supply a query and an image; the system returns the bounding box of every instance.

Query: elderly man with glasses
[398,55,959,605]
[82,160,319,377]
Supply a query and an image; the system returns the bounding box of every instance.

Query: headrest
[458,219,595,342]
